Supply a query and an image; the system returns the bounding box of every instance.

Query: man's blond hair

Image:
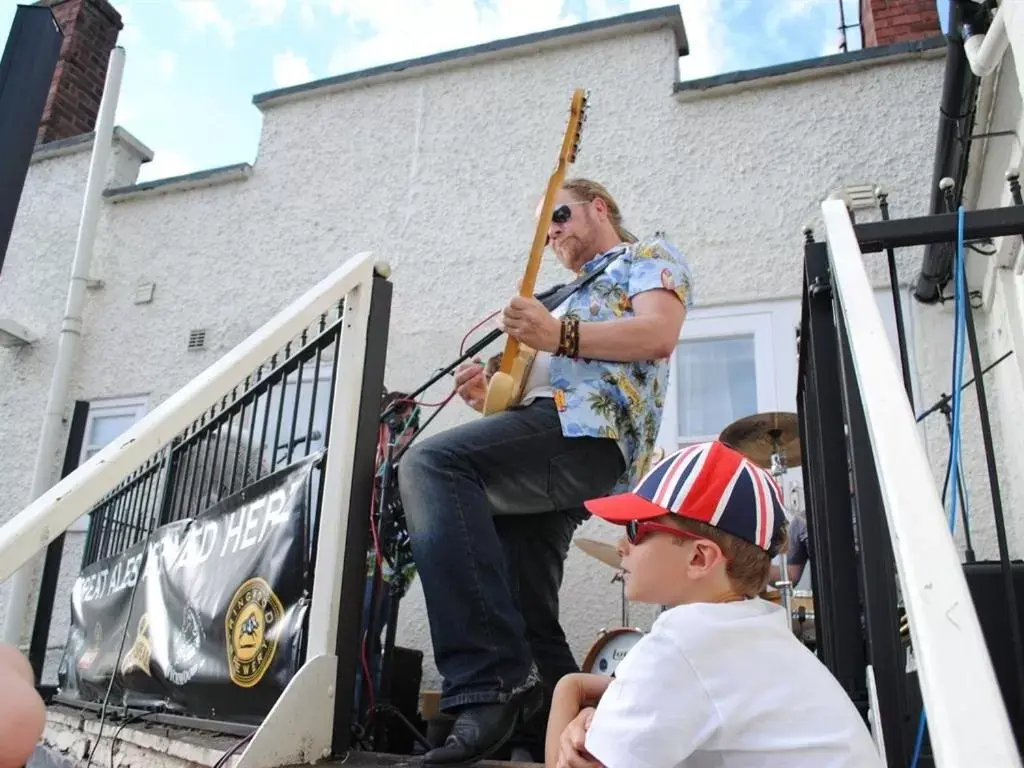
[561,178,638,244]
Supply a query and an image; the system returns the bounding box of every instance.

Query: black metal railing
[797,187,1024,767]
[81,301,345,570]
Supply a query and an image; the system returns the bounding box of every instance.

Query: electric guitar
[481,89,589,416]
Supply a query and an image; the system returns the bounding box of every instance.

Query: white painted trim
[0,252,382,584]
[74,396,149,533]
[79,396,149,461]
[234,654,338,767]
[660,290,919,447]
[822,199,1020,767]
[662,307,779,447]
[305,278,371,658]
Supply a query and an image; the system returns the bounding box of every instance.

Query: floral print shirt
[549,236,694,494]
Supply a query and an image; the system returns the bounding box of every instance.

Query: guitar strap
[535,244,627,311]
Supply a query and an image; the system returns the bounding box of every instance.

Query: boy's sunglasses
[625,520,706,546]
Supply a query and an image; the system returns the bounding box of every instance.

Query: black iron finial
[802,224,814,244]
[1006,170,1023,206]
[875,187,890,220]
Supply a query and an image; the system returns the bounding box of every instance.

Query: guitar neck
[498,172,568,371]
[496,88,587,376]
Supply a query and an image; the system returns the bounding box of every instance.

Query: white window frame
[76,396,149,531]
[656,290,918,516]
[659,301,793,451]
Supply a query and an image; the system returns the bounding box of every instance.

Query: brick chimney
[36,0,123,145]
[860,0,940,48]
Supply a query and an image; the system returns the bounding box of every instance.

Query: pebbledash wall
[3,2,1011,695]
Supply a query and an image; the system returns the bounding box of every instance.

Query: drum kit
[574,411,815,677]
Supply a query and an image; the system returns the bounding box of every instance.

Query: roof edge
[31,126,154,164]
[104,162,253,203]
[253,6,687,110]
[674,35,947,100]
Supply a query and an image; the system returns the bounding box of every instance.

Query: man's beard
[555,233,592,270]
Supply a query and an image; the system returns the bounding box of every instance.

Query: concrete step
[293,754,541,768]
[42,704,543,768]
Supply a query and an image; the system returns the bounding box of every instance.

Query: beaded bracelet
[557,317,580,358]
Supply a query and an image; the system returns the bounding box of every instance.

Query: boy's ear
[686,540,727,575]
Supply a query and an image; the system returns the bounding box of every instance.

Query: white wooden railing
[821,199,1020,767]
[0,251,387,767]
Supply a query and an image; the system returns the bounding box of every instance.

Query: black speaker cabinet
[964,560,1024,754]
[0,6,63,275]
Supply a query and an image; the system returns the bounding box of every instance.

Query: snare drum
[582,628,643,676]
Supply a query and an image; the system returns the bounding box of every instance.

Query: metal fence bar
[0,253,380,583]
[835,307,911,764]
[232,267,392,768]
[820,199,1019,767]
[797,240,868,707]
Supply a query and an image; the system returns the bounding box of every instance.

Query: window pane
[89,413,138,448]
[676,335,758,439]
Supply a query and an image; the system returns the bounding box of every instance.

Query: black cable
[84,549,150,768]
[107,710,153,768]
[212,732,254,768]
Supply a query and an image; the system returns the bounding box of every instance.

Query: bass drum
[581,628,644,677]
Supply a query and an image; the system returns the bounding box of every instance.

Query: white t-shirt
[584,598,883,768]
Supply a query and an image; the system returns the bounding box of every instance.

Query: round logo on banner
[225,577,283,688]
[168,602,205,687]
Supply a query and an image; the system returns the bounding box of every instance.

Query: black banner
[58,453,320,722]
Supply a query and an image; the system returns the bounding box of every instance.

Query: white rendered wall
[0,23,956,693]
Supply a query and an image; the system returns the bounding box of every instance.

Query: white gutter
[963,2,1009,78]
[2,47,125,647]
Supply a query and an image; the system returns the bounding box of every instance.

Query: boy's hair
[669,516,790,598]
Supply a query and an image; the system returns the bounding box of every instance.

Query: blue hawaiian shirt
[548,236,694,494]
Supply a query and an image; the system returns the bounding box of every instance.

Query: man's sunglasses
[544,201,591,244]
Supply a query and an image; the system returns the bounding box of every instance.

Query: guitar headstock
[559,89,589,167]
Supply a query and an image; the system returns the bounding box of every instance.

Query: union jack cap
[584,440,787,552]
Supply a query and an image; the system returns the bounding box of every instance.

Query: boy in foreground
[545,440,883,768]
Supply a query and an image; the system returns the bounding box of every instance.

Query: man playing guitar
[398,178,693,765]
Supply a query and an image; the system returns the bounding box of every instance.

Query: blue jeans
[397,398,625,712]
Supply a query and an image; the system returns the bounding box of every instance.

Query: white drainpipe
[963,2,1009,78]
[2,46,126,647]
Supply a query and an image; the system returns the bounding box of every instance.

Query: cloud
[299,0,317,28]
[177,0,235,47]
[156,50,177,80]
[674,0,732,80]
[252,0,288,26]
[272,50,314,87]
[326,0,582,76]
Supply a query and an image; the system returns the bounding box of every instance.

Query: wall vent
[187,329,206,350]
[842,184,879,211]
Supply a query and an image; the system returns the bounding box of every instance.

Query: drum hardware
[718,411,802,471]
[612,570,629,627]
[573,537,621,570]
[582,627,643,677]
[574,537,631,627]
[720,411,804,640]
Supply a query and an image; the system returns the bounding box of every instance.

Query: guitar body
[482,347,536,415]
[483,88,588,416]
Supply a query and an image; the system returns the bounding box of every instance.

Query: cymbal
[573,538,622,570]
[719,411,802,469]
